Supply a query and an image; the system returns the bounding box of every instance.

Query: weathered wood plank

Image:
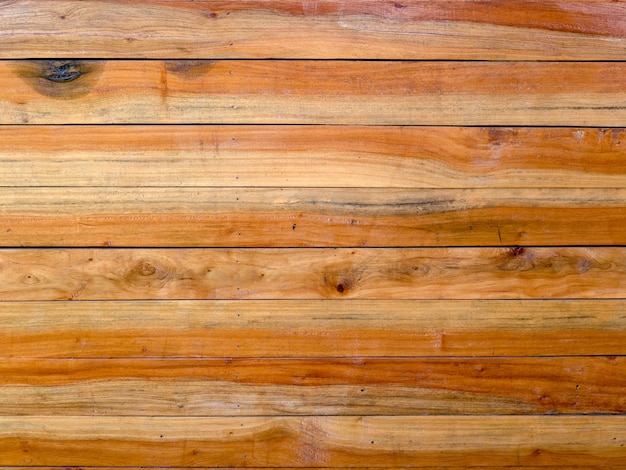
[1,1,625,60]
[4,61,626,125]
[2,187,626,247]
[3,126,625,188]
[2,300,624,358]
[0,248,624,300]
[1,416,624,466]
[0,357,623,416]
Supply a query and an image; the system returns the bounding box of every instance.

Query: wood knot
[510,246,526,257]
[15,60,105,99]
[41,60,83,82]
[322,268,361,297]
[138,262,156,276]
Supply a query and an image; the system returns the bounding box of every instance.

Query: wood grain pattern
[5,468,623,470]
[4,60,626,125]
[2,300,624,358]
[1,1,625,60]
[2,187,626,247]
[1,416,624,466]
[3,468,623,470]
[0,357,623,416]
[0,248,624,301]
[2,126,626,189]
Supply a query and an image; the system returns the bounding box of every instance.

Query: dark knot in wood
[41,60,83,83]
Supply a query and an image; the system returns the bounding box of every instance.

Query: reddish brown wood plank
[1,416,625,466]
[3,61,626,125]
[0,248,624,300]
[1,1,625,60]
[0,357,623,416]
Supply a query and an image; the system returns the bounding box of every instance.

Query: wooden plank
[4,60,626,126]
[5,468,623,470]
[2,300,625,358]
[3,468,622,470]
[1,1,626,60]
[1,416,624,466]
[3,126,626,189]
[2,187,626,247]
[0,357,623,416]
[1,248,624,301]
[2,126,626,189]
[0,465,626,470]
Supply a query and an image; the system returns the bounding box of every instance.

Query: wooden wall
[1,1,625,468]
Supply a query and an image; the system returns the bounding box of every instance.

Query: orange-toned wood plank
[0,248,624,300]
[1,416,624,466]
[4,61,626,125]
[3,126,625,188]
[2,300,624,358]
[1,1,625,60]
[4,468,622,470]
[2,468,622,470]
[0,357,623,416]
[2,187,626,247]
[2,468,621,470]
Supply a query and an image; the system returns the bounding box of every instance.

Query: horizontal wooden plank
[4,61,626,125]
[2,187,626,247]
[1,1,625,60]
[1,357,623,416]
[1,416,624,466]
[1,126,626,189]
[0,465,626,470]
[1,248,625,300]
[2,300,625,358]
[2,126,625,189]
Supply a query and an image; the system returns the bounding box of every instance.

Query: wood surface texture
[2,0,624,469]
[1,247,625,300]
[1,0,626,60]
[0,357,623,415]
[1,416,625,466]
[2,60,626,125]
[3,187,626,246]
[1,300,625,358]
[2,126,626,188]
